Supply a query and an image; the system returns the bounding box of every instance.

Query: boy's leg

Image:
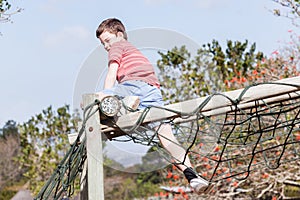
[156,123,213,194]
[155,123,191,171]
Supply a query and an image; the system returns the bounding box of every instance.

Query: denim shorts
[102,80,164,110]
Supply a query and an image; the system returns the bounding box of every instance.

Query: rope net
[109,83,300,183]
[34,102,98,200]
[35,79,300,199]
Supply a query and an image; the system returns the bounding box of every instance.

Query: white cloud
[43,26,91,48]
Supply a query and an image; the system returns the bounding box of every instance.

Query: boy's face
[99,31,124,51]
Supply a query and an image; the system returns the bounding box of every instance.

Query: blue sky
[0,0,298,127]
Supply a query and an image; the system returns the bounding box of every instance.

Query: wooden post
[81,94,104,200]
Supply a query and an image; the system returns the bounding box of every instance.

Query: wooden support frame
[81,94,105,200]
[76,77,300,197]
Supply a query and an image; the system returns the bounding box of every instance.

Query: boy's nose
[104,44,109,51]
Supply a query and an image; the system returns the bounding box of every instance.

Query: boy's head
[96,18,128,40]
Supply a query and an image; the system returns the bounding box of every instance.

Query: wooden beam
[81,94,104,200]
[102,76,300,138]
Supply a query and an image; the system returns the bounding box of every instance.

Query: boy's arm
[104,61,119,89]
[93,61,118,103]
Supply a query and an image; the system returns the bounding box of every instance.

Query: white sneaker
[190,177,213,194]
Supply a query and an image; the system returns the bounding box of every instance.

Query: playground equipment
[35,76,300,200]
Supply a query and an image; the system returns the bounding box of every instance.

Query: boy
[95,18,212,194]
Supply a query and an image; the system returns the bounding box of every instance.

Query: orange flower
[214,146,220,152]
[202,157,209,162]
[210,155,219,160]
[276,136,281,140]
[240,77,247,83]
[160,191,165,197]
[183,194,189,199]
[173,175,179,180]
[232,181,238,187]
[222,167,228,172]
[178,188,183,194]
[172,165,177,170]
[230,77,238,83]
[202,172,208,177]
[166,171,173,179]
[205,164,212,170]
[216,169,222,175]
[237,161,243,165]
[261,173,269,179]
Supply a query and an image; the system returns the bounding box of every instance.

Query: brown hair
[96,18,128,40]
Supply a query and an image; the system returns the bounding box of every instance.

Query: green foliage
[0,120,25,200]
[105,174,162,200]
[17,105,80,195]
[156,37,300,199]
[157,40,264,103]
[0,189,15,200]
[272,0,300,26]
[0,176,29,200]
[0,120,18,139]
[0,0,22,27]
[0,0,11,13]
[104,146,164,200]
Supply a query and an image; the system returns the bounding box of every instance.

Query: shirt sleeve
[108,42,123,65]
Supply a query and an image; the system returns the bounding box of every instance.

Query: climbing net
[104,80,300,183]
[35,78,300,199]
[34,102,100,200]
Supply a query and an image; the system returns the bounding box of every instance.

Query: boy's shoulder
[111,40,137,52]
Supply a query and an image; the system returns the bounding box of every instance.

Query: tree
[17,105,80,195]
[0,0,22,24]
[157,40,264,103]
[156,38,300,199]
[0,120,22,199]
[272,0,300,26]
[0,120,18,139]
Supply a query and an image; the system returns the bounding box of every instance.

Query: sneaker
[190,177,213,194]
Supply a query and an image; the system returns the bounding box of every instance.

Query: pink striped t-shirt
[108,40,160,88]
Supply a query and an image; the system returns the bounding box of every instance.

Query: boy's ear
[117,31,124,38]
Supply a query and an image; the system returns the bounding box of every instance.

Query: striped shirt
[108,40,160,88]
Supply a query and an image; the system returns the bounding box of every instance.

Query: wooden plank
[82,94,104,200]
[110,76,300,130]
[102,91,300,136]
[172,91,300,124]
